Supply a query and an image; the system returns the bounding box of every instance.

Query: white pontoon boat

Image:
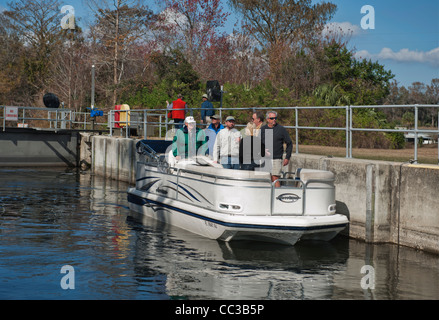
[127,141,348,245]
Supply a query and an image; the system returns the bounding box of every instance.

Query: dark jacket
[260,123,293,160]
[239,135,265,169]
[201,100,214,121]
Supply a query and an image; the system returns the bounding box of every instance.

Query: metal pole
[159,115,162,139]
[349,106,353,158]
[219,85,224,121]
[414,105,418,163]
[143,110,147,139]
[346,106,349,158]
[109,110,113,136]
[295,107,299,154]
[91,65,95,109]
[220,85,223,111]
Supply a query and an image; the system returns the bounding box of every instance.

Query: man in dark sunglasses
[260,111,293,187]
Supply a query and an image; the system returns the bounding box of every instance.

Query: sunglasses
[268,117,277,120]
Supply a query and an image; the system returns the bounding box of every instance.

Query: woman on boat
[239,122,266,171]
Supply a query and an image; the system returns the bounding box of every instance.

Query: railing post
[414,104,418,163]
[159,115,162,139]
[346,105,349,158]
[349,106,353,158]
[125,111,129,138]
[143,110,147,139]
[295,107,299,154]
[2,106,5,131]
[109,110,113,136]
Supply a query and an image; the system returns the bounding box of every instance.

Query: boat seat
[296,169,335,186]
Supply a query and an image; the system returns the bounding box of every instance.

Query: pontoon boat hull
[127,141,348,245]
[127,186,348,246]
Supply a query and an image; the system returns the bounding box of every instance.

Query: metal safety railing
[0,106,110,131]
[2,104,439,164]
[0,106,73,130]
[117,104,438,164]
[348,104,439,163]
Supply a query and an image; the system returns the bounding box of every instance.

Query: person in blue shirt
[200,94,214,125]
[205,114,224,159]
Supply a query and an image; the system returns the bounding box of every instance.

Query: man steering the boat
[260,111,293,187]
[172,116,208,160]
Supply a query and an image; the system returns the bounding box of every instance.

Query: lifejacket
[171,98,186,120]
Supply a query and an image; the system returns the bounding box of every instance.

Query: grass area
[297,143,439,164]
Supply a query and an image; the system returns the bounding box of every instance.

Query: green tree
[88,0,155,108]
[2,0,64,97]
[151,49,201,96]
[229,0,336,49]
[323,41,394,105]
[228,0,336,78]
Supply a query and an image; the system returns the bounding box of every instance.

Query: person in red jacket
[167,94,189,129]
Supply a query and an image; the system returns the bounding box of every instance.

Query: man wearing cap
[172,116,208,160]
[205,115,224,158]
[200,94,214,124]
[212,116,241,169]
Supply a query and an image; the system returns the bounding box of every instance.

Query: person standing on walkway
[200,94,214,125]
[167,94,189,130]
[260,111,293,187]
[212,116,241,169]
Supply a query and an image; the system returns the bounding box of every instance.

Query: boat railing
[141,160,273,183]
[136,141,169,172]
[140,159,336,216]
[174,166,272,184]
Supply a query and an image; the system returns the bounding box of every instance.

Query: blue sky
[1,0,438,87]
[326,0,439,87]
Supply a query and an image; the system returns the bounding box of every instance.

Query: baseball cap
[185,116,196,124]
[225,116,235,122]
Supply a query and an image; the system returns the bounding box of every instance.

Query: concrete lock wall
[288,155,439,254]
[91,135,140,184]
[88,135,439,254]
[0,128,79,167]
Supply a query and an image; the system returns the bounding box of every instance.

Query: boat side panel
[136,162,339,217]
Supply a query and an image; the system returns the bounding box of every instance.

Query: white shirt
[212,128,241,162]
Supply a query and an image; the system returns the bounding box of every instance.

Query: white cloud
[355,47,439,67]
[158,7,188,28]
[322,21,363,37]
[354,50,372,59]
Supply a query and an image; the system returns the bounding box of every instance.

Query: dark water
[0,168,438,300]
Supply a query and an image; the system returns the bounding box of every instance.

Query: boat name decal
[276,193,301,203]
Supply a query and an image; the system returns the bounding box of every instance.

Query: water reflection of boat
[127,140,348,246]
[127,211,349,300]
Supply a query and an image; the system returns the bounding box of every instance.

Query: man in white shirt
[212,116,241,169]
